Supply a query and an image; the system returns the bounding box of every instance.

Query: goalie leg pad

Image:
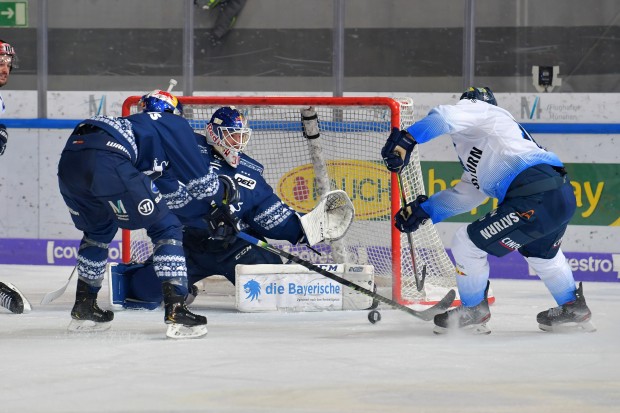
[108,263,130,309]
[342,267,376,310]
[108,262,162,310]
[123,298,161,311]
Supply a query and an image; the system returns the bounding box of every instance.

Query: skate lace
[547,306,563,317]
[0,290,12,309]
[449,304,480,321]
[453,306,467,314]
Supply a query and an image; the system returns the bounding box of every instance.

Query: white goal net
[121,96,458,305]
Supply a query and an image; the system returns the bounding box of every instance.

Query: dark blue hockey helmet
[206,106,251,168]
[138,90,183,115]
[460,87,497,106]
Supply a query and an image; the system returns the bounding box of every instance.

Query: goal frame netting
[120,96,458,306]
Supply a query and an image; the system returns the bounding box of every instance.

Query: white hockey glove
[300,190,355,246]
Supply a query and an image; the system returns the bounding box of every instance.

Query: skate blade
[433,323,491,335]
[538,320,597,333]
[67,319,112,332]
[166,324,208,339]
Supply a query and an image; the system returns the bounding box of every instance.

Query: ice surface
[0,264,618,413]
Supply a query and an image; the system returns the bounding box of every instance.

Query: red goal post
[121,96,458,305]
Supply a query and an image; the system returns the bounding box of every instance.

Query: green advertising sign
[0,2,27,27]
[420,161,620,226]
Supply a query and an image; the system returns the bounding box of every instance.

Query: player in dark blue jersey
[110,106,309,308]
[57,90,233,338]
[0,39,32,315]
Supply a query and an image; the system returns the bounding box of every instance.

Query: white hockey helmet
[0,39,16,72]
[205,106,251,168]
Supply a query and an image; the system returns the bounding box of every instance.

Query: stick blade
[413,289,456,321]
[40,288,66,305]
[40,267,76,305]
[415,264,427,292]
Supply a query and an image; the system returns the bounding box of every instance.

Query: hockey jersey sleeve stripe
[186,172,220,200]
[422,175,489,223]
[406,111,451,144]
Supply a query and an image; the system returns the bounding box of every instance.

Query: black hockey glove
[381,127,417,172]
[203,203,241,243]
[0,124,8,156]
[395,195,430,233]
[218,174,240,205]
[204,175,241,242]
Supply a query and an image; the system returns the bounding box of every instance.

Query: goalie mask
[138,90,183,116]
[460,86,497,106]
[206,106,251,168]
[0,39,16,72]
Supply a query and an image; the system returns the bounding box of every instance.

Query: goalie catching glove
[395,195,430,233]
[381,127,417,172]
[299,190,355,246]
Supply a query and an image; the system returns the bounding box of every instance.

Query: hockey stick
[40,265,77,305]
[166,78,177,92]
[301,107,346,263]
[397,171,427,292]
[235,231,455,322]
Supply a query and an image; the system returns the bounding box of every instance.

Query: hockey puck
[368,310,381,324]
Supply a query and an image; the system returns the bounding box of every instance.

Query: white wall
[0,92,618,254]
[5,91,620,122]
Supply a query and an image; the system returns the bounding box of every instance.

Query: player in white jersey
[0,39,32,315]
[381,87,594,334]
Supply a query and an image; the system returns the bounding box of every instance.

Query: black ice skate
[163,282,207,339]
[0,282,31,314]
[68,279,114,332]
[434,282,491,335]
[537,282,596,333]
